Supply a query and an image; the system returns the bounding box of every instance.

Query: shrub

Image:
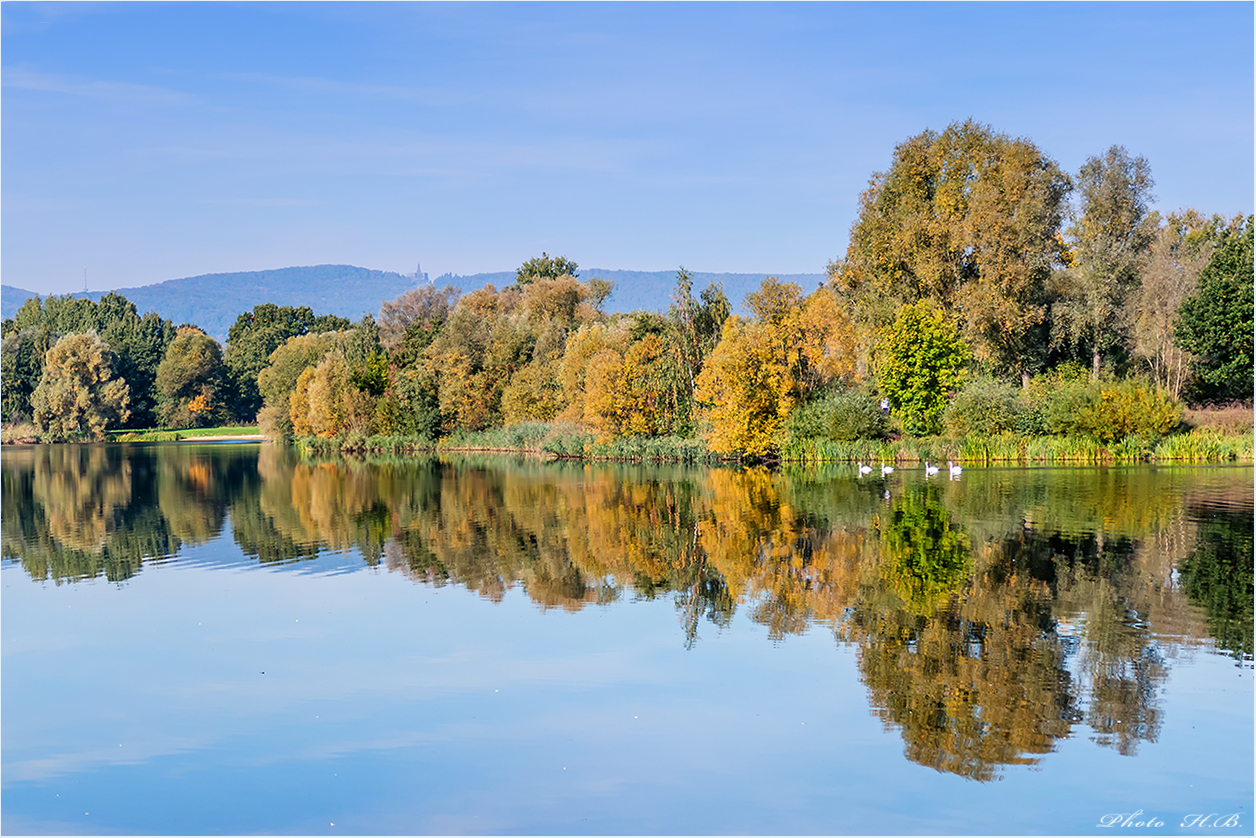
[257,402,292,442]
[1024,362,1088,409]
[1040,378,1100,437]
[1039,378,1181,441]
[1083,380,1182,441]
[786,389,886,445]
[827,391,888,441]
[1013,405,1046,435]
[1,422,40,444]
[942,377,1019,437]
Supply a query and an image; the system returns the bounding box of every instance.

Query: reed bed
[292,423,1250,466]
[584,435,718,463]
[297,432,435,455]
[1153,429,1254,462]
[782,429,1251,465]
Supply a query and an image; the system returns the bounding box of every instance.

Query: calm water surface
[2,443,1252,835]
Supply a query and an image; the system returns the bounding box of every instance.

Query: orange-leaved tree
[695,279,857,457]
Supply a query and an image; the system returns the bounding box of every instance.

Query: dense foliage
[157,328,227,428]
[833,120,1070,380]
[875,301,969,436]
[4,121,1250,456]
[1175,217,1255,402]
[31,333,131,441]
[224,303,352,419]
[2,292,174,427]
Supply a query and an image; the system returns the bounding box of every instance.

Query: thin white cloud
[198,198,326,208]
[2,67,196,107]
[212,71,448,104]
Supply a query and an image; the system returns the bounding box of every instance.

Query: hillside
[1,285,38,314]
[3,266,419,341]
[3,265,827,342]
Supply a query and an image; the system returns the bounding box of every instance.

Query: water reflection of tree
[158,445,228,546]
[1176,505,1254,663]
[4,446,1249,778]
[1,445,177,582]
[836,492,1077,782]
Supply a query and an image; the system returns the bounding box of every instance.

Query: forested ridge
[3,121,1252,455]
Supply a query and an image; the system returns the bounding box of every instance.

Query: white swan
[948,460,963,477]
[858,462,873,476]
[925,462,940,477]
[880,462,894,476]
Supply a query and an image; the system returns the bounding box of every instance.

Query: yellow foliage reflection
[3,446,1246,780]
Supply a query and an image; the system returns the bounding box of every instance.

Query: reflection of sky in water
[3,551,1252,835]
[2,451,1252,834]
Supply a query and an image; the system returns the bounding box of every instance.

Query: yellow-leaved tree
[288,352,376,438]
[31,332,131,442]
[556,322,632,422]
[695,280,856,457]
[694,316,794,457]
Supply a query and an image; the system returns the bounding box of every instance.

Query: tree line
[2,120,1251,449]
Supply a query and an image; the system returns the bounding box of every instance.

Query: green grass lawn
[109,425,261,441]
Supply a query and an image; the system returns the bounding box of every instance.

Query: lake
[2,443,1251,835]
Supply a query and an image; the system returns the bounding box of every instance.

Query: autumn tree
[422,287,524,431]
[835,121,1071,382]
[1123,211,1224,397]
[1051,146,1157,380]
[31,332,131,441]
[695,279,857,457]
[425,275,610,432]
[289,352,376,438]
[1175,215,1255,402]
[156,328,227,428]
[580,330,683,439]
[875,300,969,436]
[255,331,349,439]
[378,284,460,354]
[500,321,568,424]
[557,322,632,422]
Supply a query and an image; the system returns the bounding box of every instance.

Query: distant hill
[3,265,420,342]
[1,285,39,315]
[3,265,827,342]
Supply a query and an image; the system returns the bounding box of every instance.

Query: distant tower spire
[84,267,88,294]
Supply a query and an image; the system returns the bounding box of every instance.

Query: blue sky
[3,2,1252,296]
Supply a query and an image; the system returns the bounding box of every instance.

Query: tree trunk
[1092,347,1101,381]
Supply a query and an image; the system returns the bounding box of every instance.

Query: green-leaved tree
[224,304,351,421]
[876,301,969,436]
[156,328,227,428]
[1175,216,1254,402]
[515,252,579,286]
